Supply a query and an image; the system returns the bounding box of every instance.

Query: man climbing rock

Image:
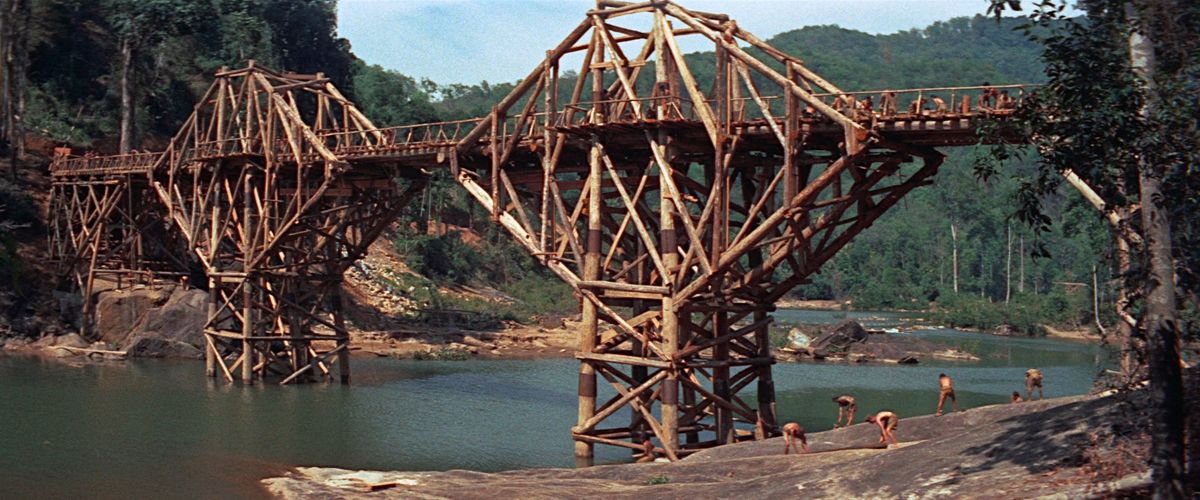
[782,422,809,454]
[866,411,899,445]
[832,394,857,427]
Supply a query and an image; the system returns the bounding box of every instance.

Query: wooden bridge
[47,0,1027,464]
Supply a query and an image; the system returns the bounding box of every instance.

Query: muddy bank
[264,391,1152,499]
[349,321,578,360]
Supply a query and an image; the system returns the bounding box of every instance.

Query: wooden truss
[439,0,947,462]
[49,63,427,384]
[47,152,177,335]
[154,64,427,384]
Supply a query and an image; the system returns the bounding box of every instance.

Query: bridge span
[48,0,1027,463]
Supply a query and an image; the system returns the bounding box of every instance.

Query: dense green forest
[0,2,1116,332]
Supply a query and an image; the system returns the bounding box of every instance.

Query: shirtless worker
[935,372,959,416]
[782,422,810,454]
[1025,368,1045,400]
[832,394,857,428]
[930,94,947,115]
[865,411,899,445]
[880,91,898,117]
[636,439,657,463]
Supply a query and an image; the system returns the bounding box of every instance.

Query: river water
[0,312,1112,499]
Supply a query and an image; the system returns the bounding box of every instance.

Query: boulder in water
[123,335,203,359]
[810,320,869,353]
[95,286,208,359]
[786,327,811,349]
[994,323,1021,336]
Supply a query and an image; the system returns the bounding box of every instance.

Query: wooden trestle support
[47,153,174,337]
[49,63,427,384]
[45,0,1022,459]
[437,1,947,462]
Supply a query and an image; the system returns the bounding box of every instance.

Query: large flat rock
[264,393,1150,498]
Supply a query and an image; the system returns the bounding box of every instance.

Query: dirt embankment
[265,381,1173,499]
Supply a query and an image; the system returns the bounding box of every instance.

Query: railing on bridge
[49,151,162,177]
[555,83,1033,127]
[47,83,1034,179]
[321,83,1034,155]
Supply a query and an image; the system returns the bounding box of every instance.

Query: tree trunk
[1115,235,1141,377]
[11,0,24,164]
[1019,236,1025,293]
[119,37,135,153]
[1,0,12,181]
[980,249,985,299]
[950,223,958,293]
[0,0,9,148]
[1127,4,1186,496]
[1093,264,1106,337]
[1005,223,1012,304]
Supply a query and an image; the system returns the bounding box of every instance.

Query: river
[0,312,1112,499]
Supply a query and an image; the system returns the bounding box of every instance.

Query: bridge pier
[434,1,962,462]
[49,67,428,386]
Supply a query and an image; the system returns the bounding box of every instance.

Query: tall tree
[987,0,1198,496]
[1,0,30,178]
[103,0,204,152]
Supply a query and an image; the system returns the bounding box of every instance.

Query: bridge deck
[49,85,1026,180]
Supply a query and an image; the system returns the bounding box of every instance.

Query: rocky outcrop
[779,321,978,364]
[994,323,1020,336]
[95,288,170,345]
[264,393,1151,499]
[809,319,868,354]
[93,286,207,359]
[123,336,203,359]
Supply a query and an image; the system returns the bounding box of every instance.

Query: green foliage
[0,179,35,295]
[933,291,1090,334]
[22,0,354,148]
[411,347,471,361]
[352,61,439,126]
[645,475,670,485]
[396,232,482,285]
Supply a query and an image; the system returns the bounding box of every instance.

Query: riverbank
[264,388,1157,498]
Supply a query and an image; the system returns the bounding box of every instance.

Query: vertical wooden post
[630,237,649,445]
[784,66,798,201]
[241,168,255,384]
[539,57,557,254]
[490,106,501,221]
[333,285,351,384]
[754,308,777,431]
[205,277,217,378]
[575,35,605,466]
[654,6,680,455]
[713,311,733,444]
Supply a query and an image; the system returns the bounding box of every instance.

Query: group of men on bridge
[828,85,1019,120]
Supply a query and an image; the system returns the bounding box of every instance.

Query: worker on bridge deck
[978,84,997,111]
[907,95,927,115]
[880,91,898,117]
[930,95,947,115]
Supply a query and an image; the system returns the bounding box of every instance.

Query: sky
[337,0,1065,86]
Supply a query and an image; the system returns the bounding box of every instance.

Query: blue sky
[337,1,1068,85]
